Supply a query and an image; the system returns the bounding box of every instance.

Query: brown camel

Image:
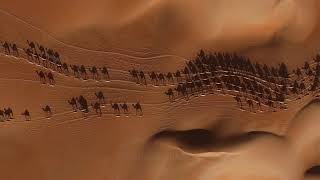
[70,65,80,77]
[129,69,139,83]
[1,41,10,55]
[42,105,52,118]
[36,70,46,84]
[95,91,106,105]
[101,66,110,81]
[68,97,78,112]
[80,65,88,79]
[89,66,99,80]
[132,102,143,116]
[91,102,102,116]
[120,103,129,115]
[111,103,120,116]
[4,107,13,120]
[45,72,55,85]
[165,88,174,101]
[9,43,19,57]
[149,72,158,86]
[21,109,31,121]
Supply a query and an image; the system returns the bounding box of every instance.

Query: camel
[246,99,254,112]
[91,102,102,116]
[36,70,46,84]
[36,43,46,55]
[76,95,89,113]
[54,51,60,63]
[111,103,120,116]
[120,103,129,114]
[0,109,4,121]
[80,65,88,79]
[23,48,33,60]
[70,65,80,77]
[68,97,78,112]
[149,71,158,85]
[45,72,55,85]
[42,105,52,118]
[21,109,31,121]
[33,51,41,64]
[2,41,10,55]
[255,97,262,112]
[174,70,182,83]
[166,72,174,84]
[27,40,36,53]
[165,88,174,101]
[234,96,243,109]
[89,66,99,80]
[56,61,63,72]
[9,43,19,57]
[132,102,143,116]
[101,66,110,80]
[95,91,106,105]
[4,107,13,120]
[139,71,147,85]
[129,69,139,83]
[62,63,69,74]
[157,73,166,85]
[41,53,48,67]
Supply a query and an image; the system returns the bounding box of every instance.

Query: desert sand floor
[1,0,320,180]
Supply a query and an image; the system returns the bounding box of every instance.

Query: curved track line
[0,8,188,62]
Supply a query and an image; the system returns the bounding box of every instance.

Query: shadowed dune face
[1,0,320,180]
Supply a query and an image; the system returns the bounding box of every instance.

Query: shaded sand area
[1,0,320,180]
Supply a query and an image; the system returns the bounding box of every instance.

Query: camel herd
[1,40,111,82]
[164,50,320,113]
[4,38,320,119]
[67,92,143,118]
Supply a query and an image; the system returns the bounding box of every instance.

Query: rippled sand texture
[1,0,320,180]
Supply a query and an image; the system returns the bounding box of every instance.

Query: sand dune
[1,0,320,179]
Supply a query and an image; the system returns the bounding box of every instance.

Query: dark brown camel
[101,66,110,81]
[157,73,166,85]
[23,48,33,60]
[36,70,46,84]
[234,96,243,109]
[9,43,19,57]
[2,41,10,55]
[68,97,78,112]
[246,99,254,112]
[132,102,143,116]
[166,72,174,84]
[89,66,99,80]
[165,88,174,101]
[91,102,102,116]
[80,65,88,79]
[27,40,36,52]
[129,69,139,83]
[62,63,69,74]
[120,103,129,115]
[138,71,147,85]
[95,91,106,105]
[45,72,55,85]
[54,51,60,63]
[21,109,31,121]
[70,65,80,77]
[149,72,158,85]
[4,107,13,120]
[42,105,52,118]
[0,109,4,121]
[174,70,182,82]
[36,43,46,55]
[111,103,120,116]
[76,95,89,113]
